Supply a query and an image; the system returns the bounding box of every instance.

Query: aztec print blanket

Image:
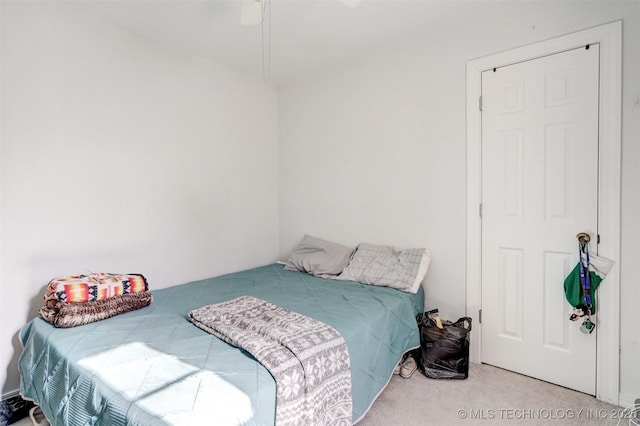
[40,291,153,328]
[189,296,353,426]
[39,273,151,328]
[44,273,148,304]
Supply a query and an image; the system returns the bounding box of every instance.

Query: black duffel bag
[416,312,472,379]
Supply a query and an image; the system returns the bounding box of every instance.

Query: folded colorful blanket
[43,273,148,306]
[40,291,153,328]
[189,296,352,426]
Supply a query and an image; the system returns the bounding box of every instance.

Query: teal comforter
[19,264,423,425]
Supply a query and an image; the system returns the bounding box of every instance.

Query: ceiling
[85,0,519,87]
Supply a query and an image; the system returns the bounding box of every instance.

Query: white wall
[0,2,279,394]
[279,1,640,404]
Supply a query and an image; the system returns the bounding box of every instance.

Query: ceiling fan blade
[240,0,264,26]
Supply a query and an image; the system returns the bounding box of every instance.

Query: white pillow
[412,249,432,293]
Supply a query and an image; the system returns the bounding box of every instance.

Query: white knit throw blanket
[189,296,352,426]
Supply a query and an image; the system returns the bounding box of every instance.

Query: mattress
[19,263,424,425]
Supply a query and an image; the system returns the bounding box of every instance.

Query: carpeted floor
[358,362,632,425]
[9,362,636,425]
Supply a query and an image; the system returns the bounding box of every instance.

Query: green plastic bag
[563,253,614,314]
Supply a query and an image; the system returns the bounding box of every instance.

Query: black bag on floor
[416,311,472,379]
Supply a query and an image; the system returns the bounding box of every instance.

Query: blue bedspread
[19,264,423,425]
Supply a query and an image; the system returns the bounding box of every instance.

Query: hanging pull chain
[261,0,271,83]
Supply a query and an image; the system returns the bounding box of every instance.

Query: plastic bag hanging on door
[564,235,614,316]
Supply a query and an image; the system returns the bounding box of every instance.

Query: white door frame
[466,21,621,405]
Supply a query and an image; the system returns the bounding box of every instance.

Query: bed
[19,262,424,425]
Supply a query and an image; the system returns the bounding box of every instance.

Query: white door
[481,45,600,395]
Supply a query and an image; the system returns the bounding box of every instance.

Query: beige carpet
[357,362,631,425]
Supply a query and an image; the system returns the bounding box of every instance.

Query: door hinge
[479,95,483,111]
[479,203,483,218]
[597,234,601,244]
[479,309,482,324]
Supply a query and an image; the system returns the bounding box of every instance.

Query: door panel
[481,45,599,395]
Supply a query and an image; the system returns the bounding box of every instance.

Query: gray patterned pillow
[337,243,431,293]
